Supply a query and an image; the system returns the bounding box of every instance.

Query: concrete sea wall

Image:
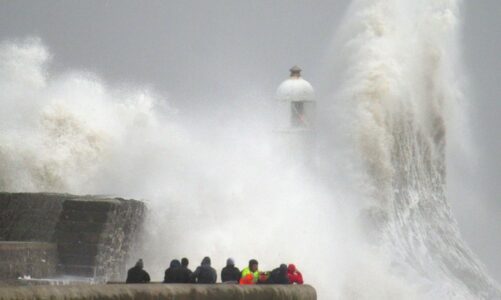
[54,197,145,279]
[0,242,57,280]
[0,193,145,281]
[0,284,317,300]
[0,193,67,241]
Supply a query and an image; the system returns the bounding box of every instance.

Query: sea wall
[0,242,57,280]
[54,197,145,280]
[0,193,67,241]
[0,193,146,281]
[0,284,317,300]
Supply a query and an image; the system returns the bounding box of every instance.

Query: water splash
[0,38,349,299]
[337,0,500,298]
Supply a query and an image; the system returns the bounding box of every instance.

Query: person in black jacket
[221,258,241,283]
[180,257,193,283]
[191,256,217,283]
[126,259,151,283]
[266,264,290,284]
[164,259,184,283]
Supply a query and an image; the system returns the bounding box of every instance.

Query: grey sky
[1,0,499,282]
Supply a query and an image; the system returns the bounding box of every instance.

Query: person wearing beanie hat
[240,259,259,284]
[221,258,241,283]
[126,258,151,283]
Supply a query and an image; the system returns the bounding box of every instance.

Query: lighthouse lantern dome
[275,66,315,129]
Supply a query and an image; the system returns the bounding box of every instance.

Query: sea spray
[0,37,438,300]
[336,0,500,298]
[0,38,350,299]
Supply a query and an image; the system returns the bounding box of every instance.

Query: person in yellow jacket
[239,259,259,284]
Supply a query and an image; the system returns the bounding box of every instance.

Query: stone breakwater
[0,242,57,281]
[0,284,317,300]
[0,193,145,282]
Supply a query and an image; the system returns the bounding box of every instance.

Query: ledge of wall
[0,284,317,300]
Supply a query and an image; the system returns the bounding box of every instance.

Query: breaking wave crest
[338,0,500,298]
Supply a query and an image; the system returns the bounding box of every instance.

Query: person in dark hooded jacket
[126,259,151,283]
[221,258,241,283]
[164,259,184,283]
[191,256,217,283]
[266,264,290,284]
[180,257,193,283]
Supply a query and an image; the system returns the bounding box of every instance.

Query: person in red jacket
[287,264,303,284]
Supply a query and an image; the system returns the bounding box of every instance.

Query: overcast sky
[1,0,499,281]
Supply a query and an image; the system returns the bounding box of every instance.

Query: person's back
[287,264,303,284]
[191,256,217,284]
[267,264,290,284]
[126,259,151,284]
[164,259,184,283]
[221,258,240,283]
[180,258,193,283]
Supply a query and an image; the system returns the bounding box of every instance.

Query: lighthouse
[275,65,316,165]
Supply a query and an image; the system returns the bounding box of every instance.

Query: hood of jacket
[170,259,181,269]
[201,256,211,267]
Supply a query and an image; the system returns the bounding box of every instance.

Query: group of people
[126,257,303,285]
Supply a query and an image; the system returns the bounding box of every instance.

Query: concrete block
[0,193,145,281]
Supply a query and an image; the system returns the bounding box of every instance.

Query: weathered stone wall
[0,284,317,300]
[55,197,145,280]
[0,193,145,281]
[0,193,68,241]
[0,242,57,280]
[95,199,145,280]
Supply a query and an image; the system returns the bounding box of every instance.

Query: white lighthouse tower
[275,65,316,165]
